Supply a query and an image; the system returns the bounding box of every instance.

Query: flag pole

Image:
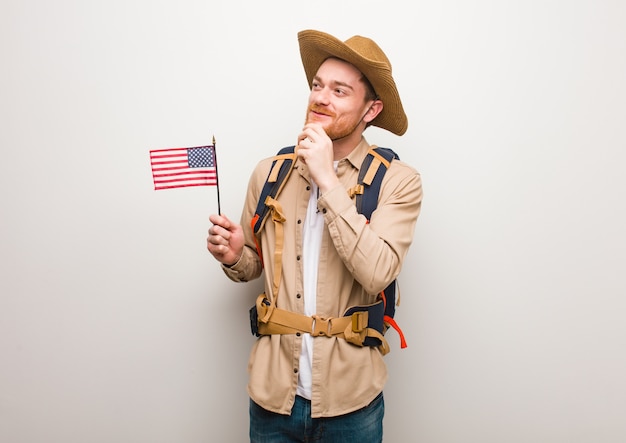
[212,135,222,215]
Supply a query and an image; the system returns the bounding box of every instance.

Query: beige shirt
[222,137,422,418]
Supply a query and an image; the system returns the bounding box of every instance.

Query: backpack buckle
[311,315,332,337]
[351,311,369,332]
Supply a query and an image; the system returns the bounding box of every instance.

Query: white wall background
[2,0,625,442]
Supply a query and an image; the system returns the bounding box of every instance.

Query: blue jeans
[249,392,384,443]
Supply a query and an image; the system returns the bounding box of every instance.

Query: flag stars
[188,146,215,168]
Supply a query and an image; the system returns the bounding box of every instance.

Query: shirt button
[296,332,301,336]
[297,255,301,261]
[322,208,327,214]
[294,368,298,374]
[296,293,302,299]
[297,219,302,224]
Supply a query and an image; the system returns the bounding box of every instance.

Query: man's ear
[363,100,383,124]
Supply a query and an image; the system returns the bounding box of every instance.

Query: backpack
[248,145,407,354]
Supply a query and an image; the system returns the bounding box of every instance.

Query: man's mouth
[309,106,334,118]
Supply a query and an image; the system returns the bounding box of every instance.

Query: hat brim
[298,30,408,136]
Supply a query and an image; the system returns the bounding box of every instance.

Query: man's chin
[305,120,329,132]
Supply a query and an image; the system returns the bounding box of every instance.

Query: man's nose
[311,87,330,105]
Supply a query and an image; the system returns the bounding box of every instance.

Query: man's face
[305,58,371,140]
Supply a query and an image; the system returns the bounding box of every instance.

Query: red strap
[250,214,264,268]
[379,289,387,308]
[379,289,407,348]
[384,315,407,349]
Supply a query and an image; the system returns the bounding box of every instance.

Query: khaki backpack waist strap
[254,294,390,355]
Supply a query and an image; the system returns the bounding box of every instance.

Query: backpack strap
[350,147,407,349]
[253,294,391,355]
[249,146,296,300]
[251,146,297,236]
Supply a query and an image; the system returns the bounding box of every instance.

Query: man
[206,29,422,442]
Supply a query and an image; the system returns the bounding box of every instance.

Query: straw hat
[297,29,408,136]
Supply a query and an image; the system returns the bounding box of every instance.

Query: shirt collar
[344,137,372,171]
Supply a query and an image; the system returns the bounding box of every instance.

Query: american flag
[150,145,217,190]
